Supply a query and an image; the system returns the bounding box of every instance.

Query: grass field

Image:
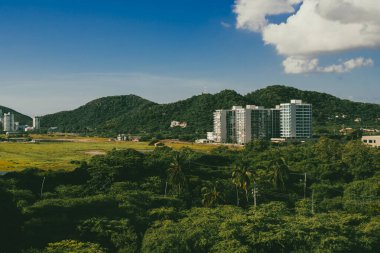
[0,138,235,172]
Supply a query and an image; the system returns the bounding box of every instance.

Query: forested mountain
[41,86,380,135]
[0,105,32,125]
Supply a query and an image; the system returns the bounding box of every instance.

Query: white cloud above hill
[234,0,379,73]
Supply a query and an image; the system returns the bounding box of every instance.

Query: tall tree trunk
[245,188,249,203]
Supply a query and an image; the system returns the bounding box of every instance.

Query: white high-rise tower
[279,100,312,139]
[3,112,15,132]
[33,116,41,129]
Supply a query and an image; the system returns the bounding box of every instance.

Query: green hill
[41,86,380,136]
[0,106,32,125]
[245,86,380,126]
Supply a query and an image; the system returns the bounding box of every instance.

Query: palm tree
[201,181,223,207]
[268,158,289,190]
[232,165,253,205]
[167,152,186,195]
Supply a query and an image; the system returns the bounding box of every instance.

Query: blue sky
[0,0,379,116]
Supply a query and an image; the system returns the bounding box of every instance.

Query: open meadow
[0,137,231,172]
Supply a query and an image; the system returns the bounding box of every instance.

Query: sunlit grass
[0,138,235,172]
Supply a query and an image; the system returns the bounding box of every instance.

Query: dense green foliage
[41,86,380,137]
[1,137,380,252]
[0,105,32,126]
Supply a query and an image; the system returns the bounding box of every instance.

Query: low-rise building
[195,139,214,144]
[170,121,187,128]
[362,136,380,148]
[207,132,215,141]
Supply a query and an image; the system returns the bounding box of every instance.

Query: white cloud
[234,0,379,73]
[234,0,301,32]
[283,57,319,74]
[283,56,374,74]
[319,57,374,73]
[221,21,232,28]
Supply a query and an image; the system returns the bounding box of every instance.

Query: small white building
[195,139,214,144]
[207,132,215,141]
[170,121,187,128]
[362,136,380,148]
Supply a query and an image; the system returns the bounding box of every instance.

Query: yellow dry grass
[0,137,234,172]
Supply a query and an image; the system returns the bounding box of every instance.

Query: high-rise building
[33,116,41,129]
[3,112,15,132]
[213,105,281,144]
[250,107,281,140]
[279,100,312,139]
[213,109,228,143]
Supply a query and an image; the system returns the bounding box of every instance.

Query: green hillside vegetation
[41,86,380,137]
[0,105,32,125]
[1,138,380,252]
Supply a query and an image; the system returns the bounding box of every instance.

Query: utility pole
[311,188,315,214]
[40,176,46,198]
[290,172,308,199]
[304,173,307,199]
[253,181,257,208]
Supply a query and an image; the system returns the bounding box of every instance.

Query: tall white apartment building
[33,116,41,129]
[213,106,241,143]
[279,100,312,139]
[235,107,251,145]
[213,105,281,144]
[3,112,15,132]
[213,109,228,143]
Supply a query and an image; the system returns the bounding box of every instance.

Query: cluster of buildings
[208,100,313,144]
[0,110,41,134]
[170,121,188,128]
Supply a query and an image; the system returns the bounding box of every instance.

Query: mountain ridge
[40,85,380,136]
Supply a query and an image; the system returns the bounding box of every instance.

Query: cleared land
[0,137,234,172]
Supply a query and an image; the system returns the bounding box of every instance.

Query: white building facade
[213,105,282,144]
[33,116,41,129]
[213,110,228,143]
[279,100,312,139]
[362,136,380,148]
[3,112,15,132]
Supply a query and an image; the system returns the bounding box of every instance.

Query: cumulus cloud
[283,57,374,74]
[234,0,378,74]
[234,0,302,32]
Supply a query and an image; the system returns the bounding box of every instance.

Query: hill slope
[42,95,157,132]
[0,106,32,125]
[245,86,380,125]
[41,86,380,135]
